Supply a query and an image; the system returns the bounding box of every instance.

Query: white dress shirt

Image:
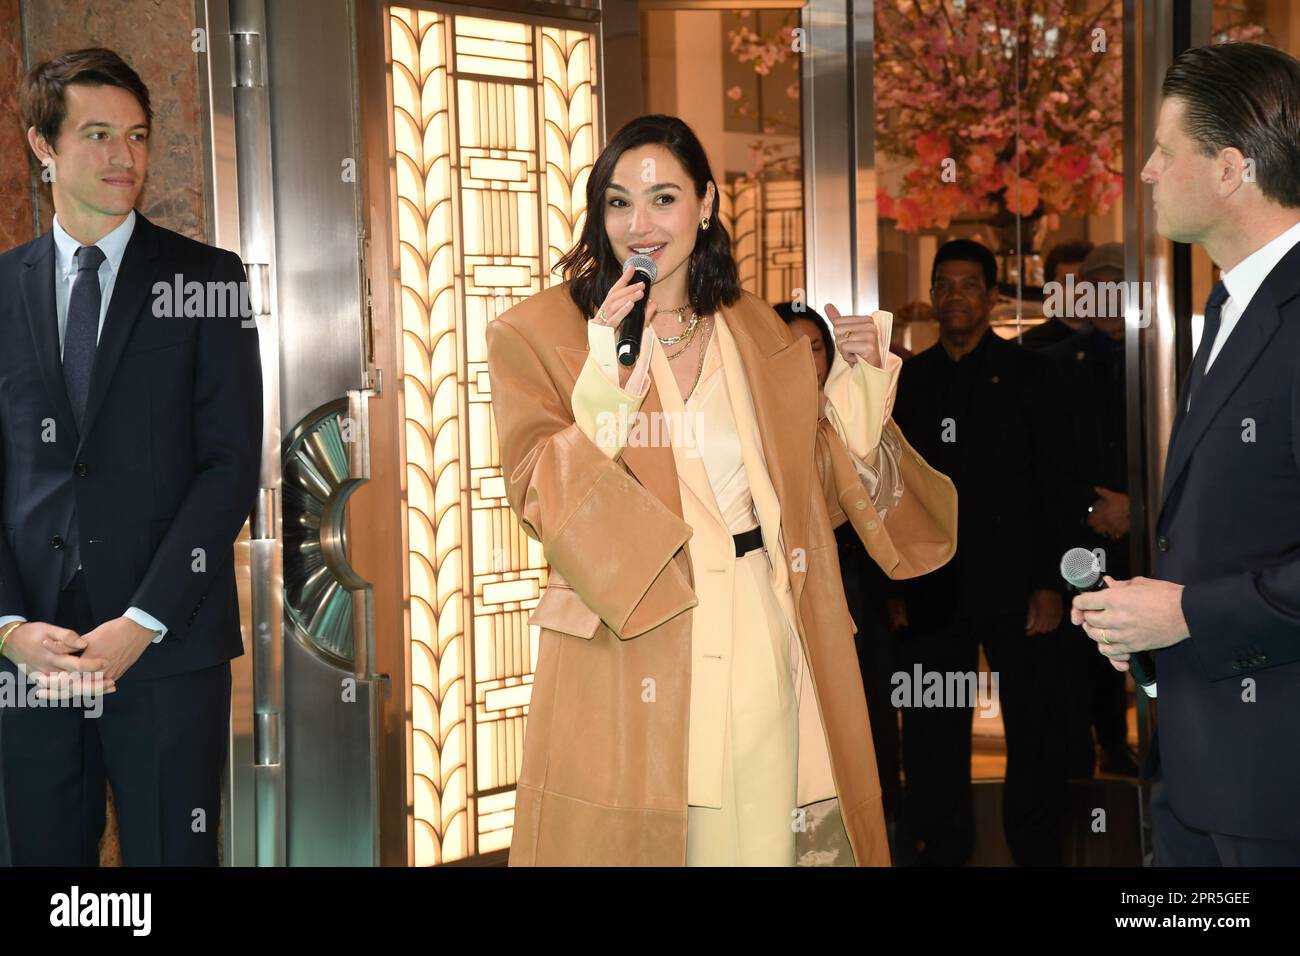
[53,210,136,352]
[0,210,166,644]
[1196,219,1300,387]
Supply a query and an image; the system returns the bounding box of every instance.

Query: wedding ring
[1100,630,1111,645]
[596,308,605,324]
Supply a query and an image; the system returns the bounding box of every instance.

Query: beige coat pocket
[528,583,602,639]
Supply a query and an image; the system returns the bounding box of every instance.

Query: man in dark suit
[1072,41,1300,865]
[890,239,1071,866]
[0,48,262,865]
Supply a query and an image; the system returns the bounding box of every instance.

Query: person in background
[773,302,834,415]
[1045,242,1139,779]
[1020,239,1095,350]
[889,238,1072,866]
[775,301,903,855]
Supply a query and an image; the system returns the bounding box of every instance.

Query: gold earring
[700,216,710,230]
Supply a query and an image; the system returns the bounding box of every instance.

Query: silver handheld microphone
[616,254,658,367]
[1060,546,1157,697]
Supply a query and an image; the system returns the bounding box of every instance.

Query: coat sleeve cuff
[823,324,901,464]
[544,444,695,638]
[1181,573,1300,681]
[573,323,653,460]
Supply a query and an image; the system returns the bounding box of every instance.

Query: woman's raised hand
[824,303,883,369]
[594,265,646,328]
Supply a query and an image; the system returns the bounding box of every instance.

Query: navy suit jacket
[0,213,262,681]
[1154,239,1300,840]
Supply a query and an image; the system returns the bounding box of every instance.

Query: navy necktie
[63,244,107,428]
[1186,280,1228,412]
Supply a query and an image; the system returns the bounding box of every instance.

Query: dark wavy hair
[556,114,742,319]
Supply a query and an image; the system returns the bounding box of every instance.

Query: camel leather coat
[485,283,957,866]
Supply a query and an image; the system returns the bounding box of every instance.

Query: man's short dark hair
[1044,239,1095,284]
[1162,41,1300,209]
[20,47,152,148]
[931,239,998,291]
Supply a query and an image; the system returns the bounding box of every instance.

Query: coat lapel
[718,298,817,607]
[1159,279,1288,523]
[76,215,161,450]
[20,233,80,445]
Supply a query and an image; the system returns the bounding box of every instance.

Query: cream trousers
[686,546,799,866]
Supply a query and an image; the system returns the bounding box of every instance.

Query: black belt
[733,527,764,557]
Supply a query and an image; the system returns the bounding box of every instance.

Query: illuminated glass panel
[388,4,598,866]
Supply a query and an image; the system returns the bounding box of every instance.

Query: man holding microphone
[1071,41,1300,865]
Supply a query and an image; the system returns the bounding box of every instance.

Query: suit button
[865,519,878,530]
[75,463,89,477]
[50,535,64,550]
[855,500,867,511]
[1157,535,1170,552]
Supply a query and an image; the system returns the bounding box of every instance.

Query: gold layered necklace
[656,306,698,348]
[667,316,713,401]
[659,303,692,323]
[655,296,711,399]
[660,316,700,354]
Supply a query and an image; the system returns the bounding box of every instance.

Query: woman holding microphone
[486,114,956,866]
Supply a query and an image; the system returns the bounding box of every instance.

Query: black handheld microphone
[616,254,658,367]
[1060,547,1158,697]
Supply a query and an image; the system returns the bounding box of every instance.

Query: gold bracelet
[0,620,24,658]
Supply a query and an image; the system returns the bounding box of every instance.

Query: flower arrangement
[874,0,1124,232]
[726,11,801,182]
[725,1,1266,226]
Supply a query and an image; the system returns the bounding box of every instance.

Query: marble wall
[0,0,32,250]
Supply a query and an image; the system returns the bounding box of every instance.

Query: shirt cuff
[125,606,167,643]
[572,322,653,460]
[0,615,26,630]
[823,310,902,464]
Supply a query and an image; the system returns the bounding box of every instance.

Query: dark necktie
[1186,280,1228,412]
[63,244,107,428]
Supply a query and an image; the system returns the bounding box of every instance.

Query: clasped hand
[2,616,156,699]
